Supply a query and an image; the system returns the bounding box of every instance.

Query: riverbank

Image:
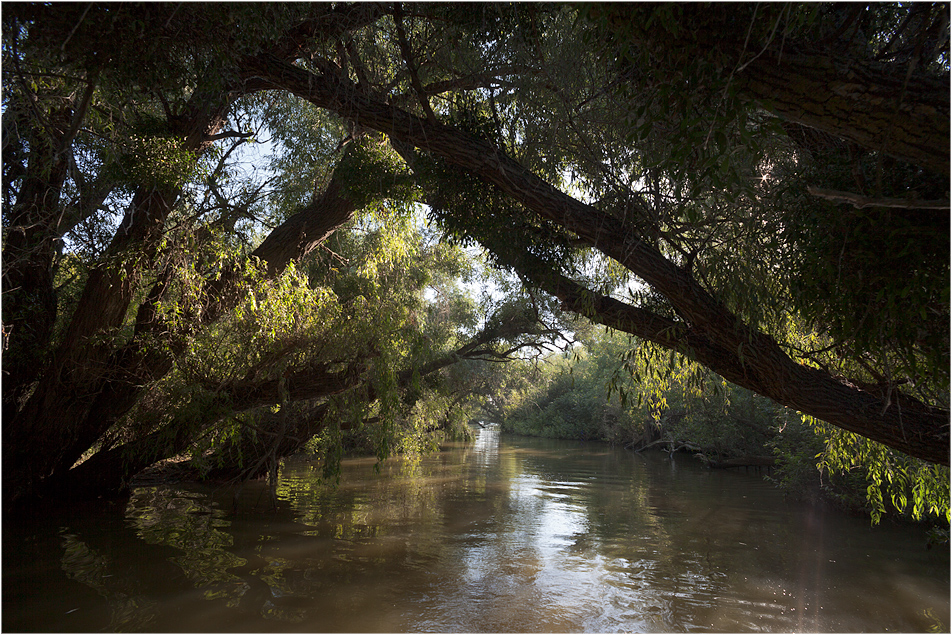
[496,422,949,538]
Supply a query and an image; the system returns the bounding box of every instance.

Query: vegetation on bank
[491,327,950,527]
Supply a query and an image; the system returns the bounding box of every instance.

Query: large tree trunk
[16,162,365,504]
[251,54,949,466]
[4,186,183,505]
[2,91,231,506]
[3,147,366,509]
[78,167,361,449]
[201,331,513,483]
[1,104,71,410]
[540,272,950,466]
[49,359,366,499]
[593,4,949,175]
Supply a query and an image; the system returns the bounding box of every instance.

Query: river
[4,428,949,632]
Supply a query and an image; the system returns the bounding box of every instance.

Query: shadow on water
[3,429,949,632]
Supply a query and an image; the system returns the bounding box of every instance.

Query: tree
[3,3,948,508]
[2,4,565,505]
[247,5,946,463]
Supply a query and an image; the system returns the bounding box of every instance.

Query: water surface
[4,429,948,631]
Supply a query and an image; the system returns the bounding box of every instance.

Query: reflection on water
[4,428,949,632]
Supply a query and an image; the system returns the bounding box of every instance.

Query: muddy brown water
[4,428,949,632]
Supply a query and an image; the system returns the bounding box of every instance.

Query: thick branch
[203,130,254,142]
[58,361,364,499]
[62,313,551,496]
[268,3,387,61]
[53,166,361,483]
[215,363,365,412]
[537,271,950,466]
[739,49,949,175]
[250,171,357,278]
[3,4,387,508]
[4,88,234,505]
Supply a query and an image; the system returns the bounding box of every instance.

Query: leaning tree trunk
[201,330,515,482]
[1,3,401,509]
[2,89,231,507]
[57,312,519,498]
[250,53,949,466]
[540,271,950,466]
[71,167,361,468]
[52,358,366,499]
[4,185,184,506]
[41,169,362,498]
[593,4,950,175]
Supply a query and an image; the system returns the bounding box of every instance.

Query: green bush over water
[496,328,949,527]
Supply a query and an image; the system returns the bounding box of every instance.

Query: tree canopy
[2,2,948,509]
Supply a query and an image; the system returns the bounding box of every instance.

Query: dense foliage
[2,4,947,517]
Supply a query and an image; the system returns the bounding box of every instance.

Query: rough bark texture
[739,50,949,175]
[250,55,949,466]
[251,176,357,277]
[56,364,364,500]
[4,186,184,504]
[202,328,518,483]
[596,4,949,175]
[543,272,950,466]
[6,5,948,509]
[1,4,388,507]
[28,171,367,503]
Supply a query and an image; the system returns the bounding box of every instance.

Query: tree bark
[71,165,361,466]
[202,327,522,482]
[595,4,949,175]
[58,319,524,497]
[20,170,365,507]
[4,185,184,505]
[542,271,950,466]
[739,49,949,175]
[1,4,402,508]
[251,175,357,278]
[45,75,364,490]
[55,363,363,499]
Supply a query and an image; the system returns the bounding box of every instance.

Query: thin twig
[61,3,93,51]
[393,3,437,124]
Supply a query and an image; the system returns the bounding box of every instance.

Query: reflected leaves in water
[126,487,250,606]
[59,532,159,630]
